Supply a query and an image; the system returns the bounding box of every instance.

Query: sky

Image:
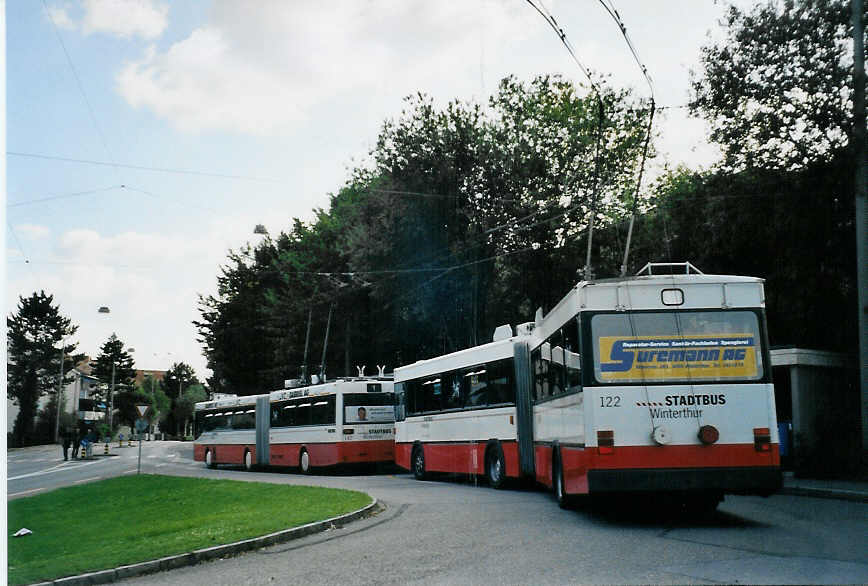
[5,0,755,381]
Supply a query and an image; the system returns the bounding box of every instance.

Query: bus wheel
[412,445,427,480]
[205,449,215,469]
[486,444,506,489]
[299,448,311,474]
[243,449,253,472]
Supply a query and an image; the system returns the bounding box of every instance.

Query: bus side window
[422,377,442,412]
[565,349,582,392]
[488,359,515,405]
[550,345,566,396]
[466,367,489,407]
[533,344,551,401]
[312,397,335,425]
[407,380,421,416]
[444,372,463,410]
[394,383,406,421]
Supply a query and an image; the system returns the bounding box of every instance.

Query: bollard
[104,442,109,455]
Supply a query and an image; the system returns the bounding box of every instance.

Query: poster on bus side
[344,405,394,423]
[596,333,760,382]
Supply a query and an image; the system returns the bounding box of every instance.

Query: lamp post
[54,336,67,444]
[97,307,136,434]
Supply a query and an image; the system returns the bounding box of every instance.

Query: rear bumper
[587,466,782,495]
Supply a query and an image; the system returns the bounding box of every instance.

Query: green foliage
[196,75,655,390]
[7,475,371,585]
[625,161,856,352]
[160,362,202,435]
[137,374,171,427]
[690,0,866,171]
[113,387,153,429]
[7,291,82,447]
[90,334,137,399]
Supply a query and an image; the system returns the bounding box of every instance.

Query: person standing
[71,428,80,459]
[61,429,71,461]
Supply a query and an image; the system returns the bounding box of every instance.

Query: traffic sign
[135,405,149,417]
[135,418,148,432]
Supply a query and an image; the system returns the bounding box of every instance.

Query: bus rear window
[591,310,764,384]
[343,393,395,424]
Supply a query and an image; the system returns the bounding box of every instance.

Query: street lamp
[97,306,134,433]
[54,335,67,444]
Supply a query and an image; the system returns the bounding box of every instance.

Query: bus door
[255,395,270,466]
[513,341,535,478]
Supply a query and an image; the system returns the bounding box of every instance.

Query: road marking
[8,487,48,498]
[155,463,166,468]
[74,476,102,484]
[123,469,137,475]
[8,458,106,481]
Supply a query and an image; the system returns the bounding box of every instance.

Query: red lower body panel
[194,443,255,466]
[270,440,394,468]
[538,443,781,496]
[395,441,520,478]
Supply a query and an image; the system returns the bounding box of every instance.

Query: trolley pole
[852,0,868,468]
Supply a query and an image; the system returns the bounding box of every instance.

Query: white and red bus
[194,377,394,473]
[394,263,781,509]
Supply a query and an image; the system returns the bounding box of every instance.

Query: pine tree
[91,334,137,431]
[7,291,82,446]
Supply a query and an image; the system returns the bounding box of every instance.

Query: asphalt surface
[8,443,868,585]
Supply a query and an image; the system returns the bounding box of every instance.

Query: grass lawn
[8,474,372,585]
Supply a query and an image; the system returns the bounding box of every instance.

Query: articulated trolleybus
[194,372,395,473]
[394,263,781,509]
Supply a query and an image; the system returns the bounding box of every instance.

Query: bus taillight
[698,425,719,445]
[597,430,614,455]
[754,427,771,452]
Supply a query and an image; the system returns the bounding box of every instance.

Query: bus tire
[205,449,215,469]
[299,448,311,474]
[412,445,427,480]
[486,443,506,489]
[243,449,253,472]
[553,451,571,509]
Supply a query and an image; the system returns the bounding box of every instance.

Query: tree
[162,362,201,435]
[7,291,82,447]
[113,388,152,431]
[136,375,170,436]
[680,0,861,354]
[90,335,137,397]
[174,384,208,438]
[90,334,136,431]
[690,0,866,171]
[196,74,655,390]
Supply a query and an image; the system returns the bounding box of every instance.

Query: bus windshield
[591,310,765,384]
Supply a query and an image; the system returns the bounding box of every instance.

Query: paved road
[9,444,868,584]
[7,440,192,499]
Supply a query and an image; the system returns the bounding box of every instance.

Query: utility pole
[109,360,116,432]
[852,0,868,467]
[54,338,65,443]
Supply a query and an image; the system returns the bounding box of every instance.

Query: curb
[34,499,381,586]
[779,486,868,503]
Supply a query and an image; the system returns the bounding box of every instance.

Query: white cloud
[14,224,51,240]
[45,0,168,40]
[45,4,76,30]
[81,0,168,39]
[115,0,536,135]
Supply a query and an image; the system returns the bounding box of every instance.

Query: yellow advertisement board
[597,333,759,382]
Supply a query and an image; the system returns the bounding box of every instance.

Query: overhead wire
[41,0,118,177]
[525,0,608,279]
[7,151,282,183]
[7,185,123,207]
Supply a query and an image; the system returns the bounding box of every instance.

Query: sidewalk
[780,471,868,503]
